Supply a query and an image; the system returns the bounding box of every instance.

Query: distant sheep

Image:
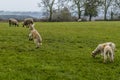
[91,42,115,63]
[9,18,19,27]
[23,18,33,27]
[78,18,82,22]
[29,24,42,48]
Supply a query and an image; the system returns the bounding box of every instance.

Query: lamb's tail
[108,43,116,51]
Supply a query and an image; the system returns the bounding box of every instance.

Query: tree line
[38,0,120,21]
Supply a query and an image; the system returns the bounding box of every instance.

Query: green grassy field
[0,21,120,80]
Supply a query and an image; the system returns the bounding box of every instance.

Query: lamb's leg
[34,39,39,48]
[103,53,107,63]
[110,52,114,62]
[29,33,33,40]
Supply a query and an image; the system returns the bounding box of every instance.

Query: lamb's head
[91,49,100,58]
[91,44,103,58]
[91,51,96,58]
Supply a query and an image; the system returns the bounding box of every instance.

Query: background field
[0,22,120,80]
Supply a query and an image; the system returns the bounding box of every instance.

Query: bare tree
[114,0,120,15]
[112,0,120,19]
[84,0,100,21]
[57,0,65,11]
[56,0,70,13]
[101,0,112,20]
[60,7,72,21]
[38,0,55,21]
[71,0,86,19]
[115,0,120,8]
[52,0,72,21]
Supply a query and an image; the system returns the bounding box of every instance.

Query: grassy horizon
[0,21,120,80]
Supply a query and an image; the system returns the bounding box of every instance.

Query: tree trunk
[78,6,81,19]
[89,15,92,21]
[48,0,55,22]
[104,10,107,20]
[111,11,113,20]
[49,8,53,21]
[104,0,107,20]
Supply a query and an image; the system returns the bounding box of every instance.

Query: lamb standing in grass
[29,24,42,48]
[91,42,115,63]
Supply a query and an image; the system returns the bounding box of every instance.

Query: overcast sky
[0,0,41,12]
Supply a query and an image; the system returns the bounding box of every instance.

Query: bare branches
[38,0,55,21]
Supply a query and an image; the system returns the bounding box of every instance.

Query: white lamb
[91,42,115,63]
[29,24,42,48]
[78,18,82,22]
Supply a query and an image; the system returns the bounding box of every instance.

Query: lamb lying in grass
[29,24,42,48]
[91,42,116,63]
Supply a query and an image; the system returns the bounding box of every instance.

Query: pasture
[0,21,120,80]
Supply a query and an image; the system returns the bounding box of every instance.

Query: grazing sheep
[78,18,82,22]
[29,24,42,48]
[91,42,115,63]
[23,18,33,27]
[9,18,19,27]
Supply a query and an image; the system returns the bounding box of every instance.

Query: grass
[0,21,120,80]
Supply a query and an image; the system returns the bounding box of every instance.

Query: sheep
[9,18,19,27]
[23,18,34,28]
[28,24,42,48]
[78,18,82,22]
[91,42,115,63]
[103,45,114,63]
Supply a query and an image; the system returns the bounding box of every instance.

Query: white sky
[0,0,41,12]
